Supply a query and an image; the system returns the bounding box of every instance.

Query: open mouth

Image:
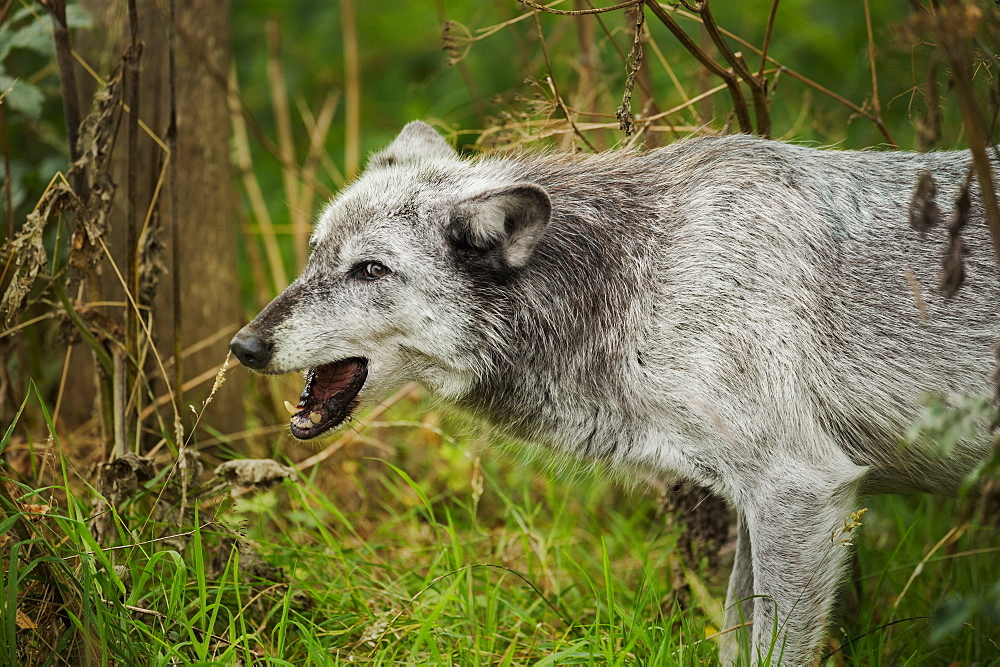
[283,358,368,439]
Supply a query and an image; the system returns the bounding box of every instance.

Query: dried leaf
[0,182,74,325]
[69,67,121,271]
[21,504,51,521]
[915,59,941,151]
[97,452,156,502]
[909,171,941,233]
[616,8,644,137]
[214,458,298,490]
[138,204,166,307]
[15,609,37,630]
[940,177,971,298]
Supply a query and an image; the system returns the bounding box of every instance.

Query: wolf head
[230,122,551,439]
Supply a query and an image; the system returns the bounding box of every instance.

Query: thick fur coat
[232,122,999,664]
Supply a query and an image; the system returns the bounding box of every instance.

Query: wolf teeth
[309,411,322,424]
[284,400,299,416]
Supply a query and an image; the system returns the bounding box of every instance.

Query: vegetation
[1,0,998,664]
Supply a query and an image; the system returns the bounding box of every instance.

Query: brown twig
[518,0,641,15]
[862,0,883,122]
[342,0,360,180]
[697,2,770,136]
[533,12,598,150]
[590,2,659,109]
[0,0,16,25]
[662,3,897,145]
[40,0,87,200]
[616,5,645,135]
[644,0,753,133]
[757,0,780,81]
[945,32,1000,273]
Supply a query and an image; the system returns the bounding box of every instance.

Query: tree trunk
[64,0,243,443]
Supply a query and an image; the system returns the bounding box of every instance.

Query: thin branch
[862,0,883,120]
[0,0,16,25]
[644,0,752,133]
[757,0,780,80]
[40,0,87,199]
[697,3,769,135]
[944,30,1000,273]
[533,12,598,150]
[661,3,897,145]
[517,0,641,15]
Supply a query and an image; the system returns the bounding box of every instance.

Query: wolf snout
[230,329,273,370]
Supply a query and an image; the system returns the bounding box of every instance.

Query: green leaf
[66,5,94,30]
[0,27,13,62]
[0,513,21,538]
[0,75,45,119]
[929,595,972,643]
[8,16,53,58]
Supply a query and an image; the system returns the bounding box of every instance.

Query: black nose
[230,330,273,370]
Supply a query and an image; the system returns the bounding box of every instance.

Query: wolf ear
[369,121,456,167]
[449,184,552,270]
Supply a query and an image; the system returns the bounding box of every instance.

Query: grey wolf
[230,122,999,664]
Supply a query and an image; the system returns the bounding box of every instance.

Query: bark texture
[64,0,243,438]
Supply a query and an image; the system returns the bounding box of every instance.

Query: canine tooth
[309,411,322,424]
[284,400,299,416]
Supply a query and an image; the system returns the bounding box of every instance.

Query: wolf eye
[354,261,391,281]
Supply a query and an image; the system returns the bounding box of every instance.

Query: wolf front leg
[741,466,866,665]
[720,511,755,663]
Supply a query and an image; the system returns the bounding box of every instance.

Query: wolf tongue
[311,360,360,400]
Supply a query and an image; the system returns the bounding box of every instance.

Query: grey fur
[233,122,999,664]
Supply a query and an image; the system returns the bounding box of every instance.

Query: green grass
[1,389,998,665]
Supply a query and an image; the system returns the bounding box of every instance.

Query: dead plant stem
[266,18,305,270]
[644,0,752,133]
[946,41,1000,272]
[862,0,882,121]
[533,12,598,151]
[658,2,896,145]
[518,0,641,15]
[342,0,360,180]
[697,2,769,135]
[229,64,288,292]
[757,0,780,81]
